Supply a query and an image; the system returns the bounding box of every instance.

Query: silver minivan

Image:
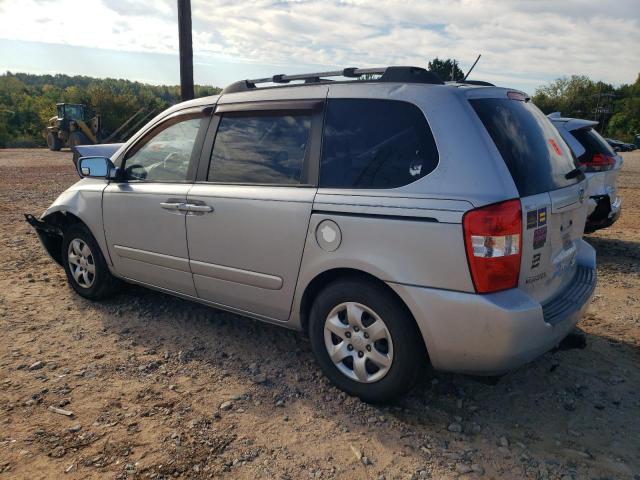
[27,67,596,402]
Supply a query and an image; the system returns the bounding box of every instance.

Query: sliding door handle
[187,204,213,213]
[161,201,209,213]
[160,201,189,212]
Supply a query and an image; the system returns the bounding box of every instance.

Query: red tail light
[463,199,522,293]
[578,153,615,172]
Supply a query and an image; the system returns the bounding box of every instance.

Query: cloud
[102,0,174,17]
[192,0,640,88]
[0,0,637,91]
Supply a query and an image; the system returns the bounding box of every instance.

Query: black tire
[309,278,427,403]
[47,132,62,151]
[61,223,118,300]
[68,131,89,148]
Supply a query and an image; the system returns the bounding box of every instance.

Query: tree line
[0,66,638,148]
[427,58,639,143]
[0,72,220,147]
[533,74,639,143]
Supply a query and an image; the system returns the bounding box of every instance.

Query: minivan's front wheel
[62,223,118,300]
[309,278,426,403]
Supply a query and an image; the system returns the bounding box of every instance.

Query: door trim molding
[190,259,283,290]
[113,245,191,272]
[118,275,289,326]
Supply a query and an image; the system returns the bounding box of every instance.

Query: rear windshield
[470,98,579,197]
[571,127,615,162]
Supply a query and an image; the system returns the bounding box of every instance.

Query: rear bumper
[584,166,621,232]
[585,195,621,232]
[388,243,597,375]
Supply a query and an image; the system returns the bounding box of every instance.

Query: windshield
[64,105,84,119]
[470,98,579,197]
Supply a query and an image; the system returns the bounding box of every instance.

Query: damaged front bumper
[24,213,64,265]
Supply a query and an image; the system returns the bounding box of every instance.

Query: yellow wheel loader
[45,103,101,151]
[44,103,157,152]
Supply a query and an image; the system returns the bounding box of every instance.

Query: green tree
[427,58,464,82]
[0,111,11,147]
[533,74,639,142]
[532,75,614,117]
[0,71,221,147]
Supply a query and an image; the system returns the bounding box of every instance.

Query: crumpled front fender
[35,179,111,265]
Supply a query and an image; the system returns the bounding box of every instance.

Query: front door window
[124,115,205,183]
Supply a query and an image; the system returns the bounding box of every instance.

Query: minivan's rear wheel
[62,223,118,300]
[323,302,394,383]
[309,278,426,403]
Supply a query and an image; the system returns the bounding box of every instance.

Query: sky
[0,0,638,94]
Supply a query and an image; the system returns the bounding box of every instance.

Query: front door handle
[186,204,213,213]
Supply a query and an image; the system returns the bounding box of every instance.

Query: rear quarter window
[320,99,439,189]
[470,98,579,197]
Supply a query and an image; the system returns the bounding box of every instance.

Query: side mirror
[77,156,116,179]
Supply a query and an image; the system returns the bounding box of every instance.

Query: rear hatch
[469,92,590,303]
[567,125,622,203]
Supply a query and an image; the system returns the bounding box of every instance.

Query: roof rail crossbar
[222,66,444,93]
[460,80,495,87]
[272,74,290,84]
[342,67,359,78]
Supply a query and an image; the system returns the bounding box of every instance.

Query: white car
[549,113,622,232]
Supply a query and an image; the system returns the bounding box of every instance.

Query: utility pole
[177,0,194,101]
[591,92,615,134]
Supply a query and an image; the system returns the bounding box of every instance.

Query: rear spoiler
[563,118,599,132]
[547,113,598,132]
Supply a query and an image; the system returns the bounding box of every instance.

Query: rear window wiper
[565,168,585,180]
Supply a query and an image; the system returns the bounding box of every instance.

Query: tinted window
[571,127,615,162]
[320,99,439,189]
[470,98,578,197]
[208,114,311,184]
[124,115,204,182]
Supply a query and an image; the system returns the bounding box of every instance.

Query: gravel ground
[1,148,639,480]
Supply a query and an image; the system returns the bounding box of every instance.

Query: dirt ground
[0,148,638,480]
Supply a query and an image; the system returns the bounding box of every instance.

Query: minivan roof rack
[460,80,495,87]
[447,80,495,87]
[222,66,444,94]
